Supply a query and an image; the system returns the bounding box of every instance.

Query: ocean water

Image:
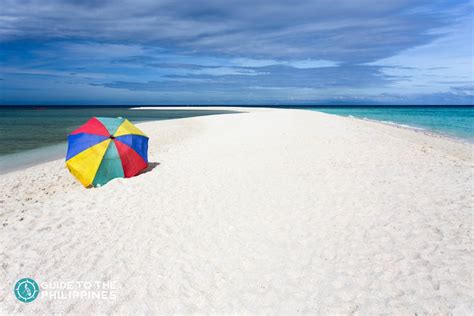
[0,107,237,173]
[310,107,474,142]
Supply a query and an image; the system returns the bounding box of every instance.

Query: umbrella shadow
[138,162,160,176]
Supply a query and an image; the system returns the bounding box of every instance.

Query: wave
[361,117,426,131]
[0,142,66,174]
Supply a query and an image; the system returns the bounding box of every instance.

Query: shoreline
[354,115,474,145]
[341,114,474,145]
[0,108,244,175]
[307,108,474,145]
[0,143,66,175]
[0,107,472,313]
[1,106,471,175]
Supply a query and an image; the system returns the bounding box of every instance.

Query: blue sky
[0,0,472,105]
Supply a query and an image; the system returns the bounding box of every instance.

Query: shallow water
[310,107,474,142]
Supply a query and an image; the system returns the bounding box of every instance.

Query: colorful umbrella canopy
[66,117,148,187]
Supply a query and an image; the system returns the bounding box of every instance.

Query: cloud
[90,65,393,93]
[0,0,472,104]
[231,58,338,69]
[58,42,147,59]
[1,0,470,63]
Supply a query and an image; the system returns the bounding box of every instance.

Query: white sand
[0,108,472,314]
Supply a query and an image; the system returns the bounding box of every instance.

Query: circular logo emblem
[14,278,40,303]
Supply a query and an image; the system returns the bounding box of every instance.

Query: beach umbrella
[66,117,148,187]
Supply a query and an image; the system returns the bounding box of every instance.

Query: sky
[0,0,473,105]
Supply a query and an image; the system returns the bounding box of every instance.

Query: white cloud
[231,58,338,69]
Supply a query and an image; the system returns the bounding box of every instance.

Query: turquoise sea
[311,107,474,142]
[0,107,236,173]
